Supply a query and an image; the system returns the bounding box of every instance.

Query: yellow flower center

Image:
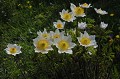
[63,13,72,21]
[80,37,91,45]
[74,7,84,15]
[36,39,49,50]
[58,40,69,51]
[53,34,60,39]
[10,48,17,54]
[82,3,88,7]
[42,33,49,38]
[57,23,63,29]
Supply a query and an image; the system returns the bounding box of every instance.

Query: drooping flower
[78,22,87,29]
[53,20,65,29]
[100,22,108,29]
[77,31,97,47]
[94,8,108,15]
[37,28,50,39]
[33,36,53,54]
[5,44,22,56]
[80,3,92,8]
[50,29,65,41]
[70,3,86,17]
[59,9,76,22]
[54,35,76,54]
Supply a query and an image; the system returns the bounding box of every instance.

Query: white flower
[37,28,50,39]
[54,35,76,54]
[53,20,65,29]
[78,22,87,29]
[33,36,53,54]
[94,8,108,15]
[80,3,92,8]
[70,3,86,17]
[59,9,76,22]
[5,44,22,56]
[77,31,97,47]
[100,22,108,29]
[50,29,65,41]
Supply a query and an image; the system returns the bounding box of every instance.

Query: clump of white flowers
[33,28,76,54]
[5,2,111,56]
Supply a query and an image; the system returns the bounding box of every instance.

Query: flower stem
[76,18,79,37]
[99,15,102,22]
[45,54,58,79]
[14,56,27,79]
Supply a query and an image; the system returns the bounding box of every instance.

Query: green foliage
[0,0,120,79]
[0,0,17,22]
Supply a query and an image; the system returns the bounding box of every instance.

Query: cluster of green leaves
[0,0,120,79]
